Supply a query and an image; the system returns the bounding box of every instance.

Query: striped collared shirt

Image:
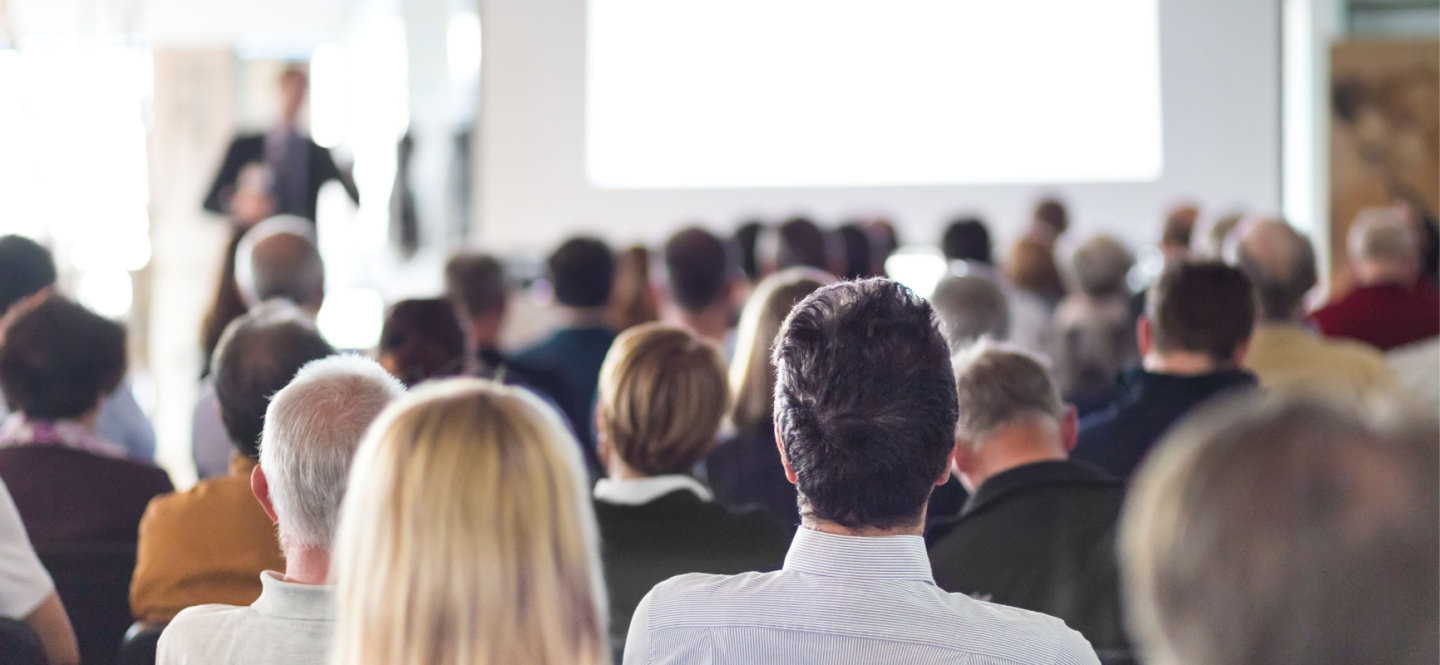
[624,527,1100,664]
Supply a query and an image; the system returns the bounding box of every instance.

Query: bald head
[237,217,325,312]
[1237,219,1317,322]
[1348,208,1420,286]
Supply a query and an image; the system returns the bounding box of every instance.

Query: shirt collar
[252,571,334,622]
[593,474,713,505]
[782,527,935,583]
[0,414,128,459]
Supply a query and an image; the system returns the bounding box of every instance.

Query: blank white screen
[587,0,1163,189]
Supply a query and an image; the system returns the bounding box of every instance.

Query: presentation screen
[586,0,1163,189]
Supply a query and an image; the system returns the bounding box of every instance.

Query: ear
[1060,405,1080,453]
[950,439,979,493]
[773,423,798,485]
[594,406,611,463]
[251,465,279,525]
[1231,338,1252,367]
[1136,315,1153,357]
[940,438,962,486]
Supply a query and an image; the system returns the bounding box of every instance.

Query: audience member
[133,303,334,623]
[233,217,326,314]
[1070,235,1134,300]
[625,279,1098,664]
[1072,262,1258,480]
[835,224,874,280]
[930,275,1009,353]
[377,299,466,387]
[612,245,660,332]
[938,219,1049,355]
[770,217,833,274]
[1199,212,1243,258]
[594,324,788,655]
[863,218,901,276]
[1028,197,1070,249]
[0,235,157,463]
[517,236,619,452]
[199,229,250,377]
[0,297,172,546]
[1312,207,1440,351]
[1007,238,1066,307]
[0,477,79,665]
[1050,236,1140,415]
[662,228,737,348]
[330,379,608,665]
[1159,203,1198,263]
[1120,396,1437,665]
[941,217,992,265]
[733,221,764,283]
[158,355,403,665]
[706,268,831,529]
[927,344,1126,655]
[1236,219,1399,400]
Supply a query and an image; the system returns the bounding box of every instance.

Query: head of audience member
[930,274,1009,354]
[1050,295,1138,408]
[1201,212,1244,258]
[1029,198,1070,248]
[1140,261,1256,375]
[949,344,1078,492]
[836,224,874,280]
[1120,396,1438,665]
[279,66,308,127]
[0,298,125,428]
[251,355,403,584]
[1347,207,1421,288]
[0,235,57,344]
[729,269,832,434]
[596,324,728,481]
[549,236,616,319]
[331,379,607,665]
[941,217,992,265]
[444,253,508,354]
[1236,218,1318,323]
[1006,239,1066,303]
[235,216,325,313]
[662,228,736,342]
[773,279,959,534]
[378,299,466,387]
[1071,235,1135,300]
[610,245,659,331]
[773,217,832,274]
[212,302,335,461]
[1160,203,1199,263]
[734,221,764,283]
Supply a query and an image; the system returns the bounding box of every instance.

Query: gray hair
[931,274,1009,354]
[260,354,405,552]
[951,342,1063,446]
[236,216,325,310]
[1120,395,1438,665]
[1348,207,1417,266]
[1236,218,1318,322]
[1071,235,1135,299]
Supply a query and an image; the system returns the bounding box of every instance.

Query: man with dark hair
[132,303,334,623]
[1072,261,1258,480]
[516,236,619,452]
[0,235,156,463]
[941,217,992,265]
[624,279,1098,664]
[1030,198,1070,248]
[769,217,832,274]
[662,228,736,347]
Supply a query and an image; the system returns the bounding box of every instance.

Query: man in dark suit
[927,343,1127,656]
[203,66,358,223]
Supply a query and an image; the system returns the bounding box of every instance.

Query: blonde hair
[598,323,729,475]
[729,268,832,433]
[329,379,608,665]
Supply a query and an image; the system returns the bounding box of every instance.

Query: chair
[36,541,139,665]
[0,617,46,665]
[115,621,168,665]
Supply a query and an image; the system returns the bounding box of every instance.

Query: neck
[563,306,611,328]
[1356,264,1415,288]
[75,408,101,432]
[680,306,731,343]
[282,545,331,586]
[1143,351,1225,375]
[964,423,1067,489]
[803,515,925,538]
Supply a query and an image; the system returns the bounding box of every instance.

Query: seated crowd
[0,197,1434,665]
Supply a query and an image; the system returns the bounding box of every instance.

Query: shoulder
[162,603,249,651]
[944,595,1100,663]
[141,476,237,526]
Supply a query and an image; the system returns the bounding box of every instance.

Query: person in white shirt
[157,355,403,665]
[0,478,79,665]
[625,278,1100,665]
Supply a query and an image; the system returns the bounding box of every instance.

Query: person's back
[1311,208,1440,351]
[625,279,1098,665]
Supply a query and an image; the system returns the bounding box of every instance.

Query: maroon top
[0,445,172,547]
[1310,283,1440,352]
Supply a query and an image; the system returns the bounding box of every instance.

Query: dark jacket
[594,489,789,651]
[0,446,173,547]
[705,426,800,529]
[926,461,1127,654]
[1073,367,1258,480]
[203,133,358,222]
[514,326,617,453]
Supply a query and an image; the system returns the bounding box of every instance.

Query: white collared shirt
[594,474,713,506]
[157,572,335,665]
[624,528,1100,665]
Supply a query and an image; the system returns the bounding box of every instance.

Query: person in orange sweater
[131,303,333,623]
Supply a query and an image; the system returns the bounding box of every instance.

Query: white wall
[475,0,1281,252]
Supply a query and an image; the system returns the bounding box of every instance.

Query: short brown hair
[0,297,126,421]
[1145,261,1255,362]
[598,323,729,475]
[444,253,506,319]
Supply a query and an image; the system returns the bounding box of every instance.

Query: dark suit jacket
[705,426,800,529]
[0,445,173,547]
[514,326,617,454]
[203,133,358,222]
[927,460,1127,653]
[594,489,789,651]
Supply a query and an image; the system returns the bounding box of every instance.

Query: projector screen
[586,0,1163,189]
[476,0,1279,251]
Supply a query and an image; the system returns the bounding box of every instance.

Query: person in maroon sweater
[1312,208,1440,352]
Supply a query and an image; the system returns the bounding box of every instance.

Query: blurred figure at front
[1311,207,1440,351]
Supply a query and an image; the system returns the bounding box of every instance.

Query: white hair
[1348,207,1417,265]
[235,215,323,309]
[260,353,405,552]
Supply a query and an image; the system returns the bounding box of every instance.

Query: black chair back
[115,621,167,665]
[0,617,46,665]
[36,541,138,665]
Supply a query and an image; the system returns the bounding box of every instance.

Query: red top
[1310,282,1440,352]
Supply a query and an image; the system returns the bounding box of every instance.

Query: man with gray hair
[930,274,1009,354]
[1237,218,1398,400]
[1312,207,1439,351]
[235,215,326,314]
[157,355,404,665]
[927,343,1127,656]
[1120,396,1437,665]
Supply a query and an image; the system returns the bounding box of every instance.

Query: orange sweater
[130,456,285,622]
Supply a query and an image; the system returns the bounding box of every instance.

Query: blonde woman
[329,379,608,665]
[704,268,832,529]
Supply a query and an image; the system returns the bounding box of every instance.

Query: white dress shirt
[157,572,334,665]
[594,474,714,505]
[624,527,1099,665]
